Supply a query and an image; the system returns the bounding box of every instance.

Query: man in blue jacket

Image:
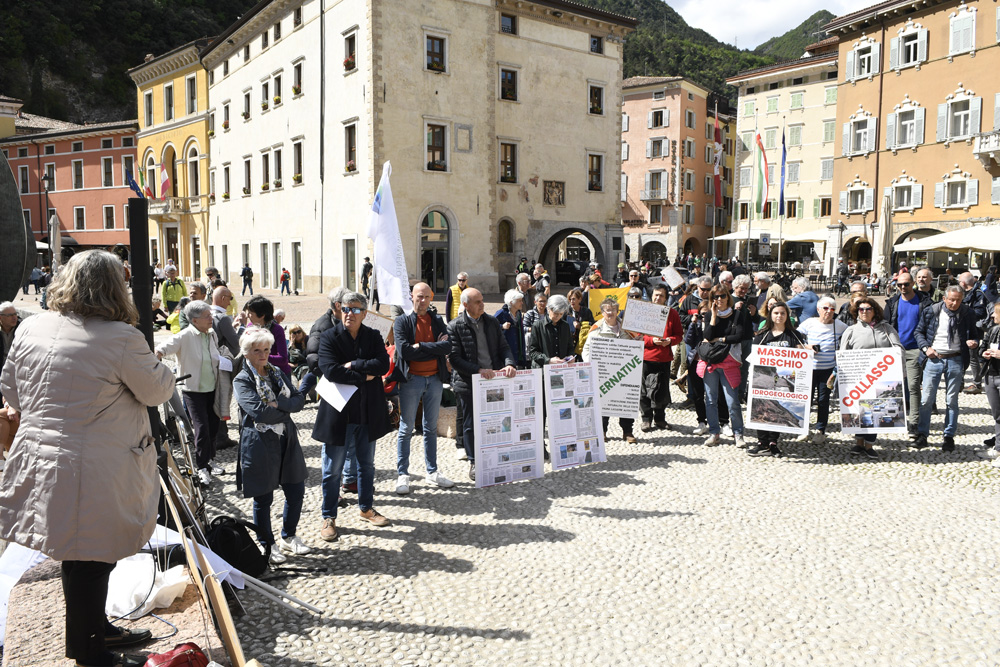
[884,273,932,438]
[913,286,980,451]
[393,283,455,495]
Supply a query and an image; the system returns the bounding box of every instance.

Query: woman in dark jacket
[748,302,807,458]
[234,327,308,564]
[567,287,595,354]
[528,294,574,368]
[495,288,528,368]
[244,295,292,377]
[979,300,1000,465]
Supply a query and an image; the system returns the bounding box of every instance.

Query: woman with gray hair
[235,327,309,563]
[583,297,638,443]
[523,290,548,348]
[1,250,174,667]
[495,289,527,368]
[156,299,224,484]
[796,295,848,444]
[529,294,573,367]
[786,275,819,321]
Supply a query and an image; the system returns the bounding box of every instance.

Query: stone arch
[536,227,605,272]
[415,204,459,294]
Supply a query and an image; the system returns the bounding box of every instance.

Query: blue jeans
[321,425,375,518]
[342,438,359,484]
[703,367,743,436]
[396,374,443,475]
[812,367,834,433]
[918,356,963,437]
[280,280,291,295]
[252,480,305,547]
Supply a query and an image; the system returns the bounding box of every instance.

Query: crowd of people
[2,249,1000,667]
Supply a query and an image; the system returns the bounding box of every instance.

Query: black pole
[129,198,154,350]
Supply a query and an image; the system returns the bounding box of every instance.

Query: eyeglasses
[820,306,835,311]
[857,306,874,312]
[344,306,365,315]
[712,295,727,300]
[0,313,16,318]
[898,282,913,287]
[457,279,467,283]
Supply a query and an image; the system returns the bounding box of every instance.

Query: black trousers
[640,361,672,422]
[62,560,116,663]
[183,390,220,470]
[602,416,635,437]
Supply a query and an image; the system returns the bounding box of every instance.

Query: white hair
[504,289,524,308]
[755,272,770,283]
[546,294,570,316]
[516,272,531,283]
[945,285,964,298]
[328,286,348,307]
[274,309,286,318]
[456,272,469,280]
[817,296,836,309]
[183,300,211,320]
[697,276,713,288]
[792,276,811,291]
[0,302,14,313]
[342,291,368,310]
[733,274,752,290]
[240,327,275,356]
[718,271,734,283]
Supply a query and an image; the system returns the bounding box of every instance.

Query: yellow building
[128,38,214,280]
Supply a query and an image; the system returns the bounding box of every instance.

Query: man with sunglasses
[445,272,469,322]
[885,272,932,438]
[796,297,847,444]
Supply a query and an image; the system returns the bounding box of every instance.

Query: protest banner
[744,345,814,435]
[662,266,686,289]
[621,299,673,337]
[837,348,907,434]
[544,362,607,471]
[472,369,545,488]
[587,287,629,319]
[363,309,394,341]
[589,337,643,418]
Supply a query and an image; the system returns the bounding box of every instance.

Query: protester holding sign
[839,297,903,460]
[639,285,683,432]
[748,302,808,457]
[697,286,746,447]
[796,297,848,445]
[583,297,638,443]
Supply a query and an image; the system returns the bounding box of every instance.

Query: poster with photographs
[589,336,643,418]
[543,362,607,472]
[472,368,545,488]
[837,348,907,435]
[744,345,815,436]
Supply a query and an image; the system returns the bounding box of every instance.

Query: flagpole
[746,110,757,266]
[779,116,786,271]
[711,100,718,263]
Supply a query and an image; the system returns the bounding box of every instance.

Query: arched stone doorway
[537,228,604,272]
[641,241,667,264]
[843,236,871,263]
[683,237,702,256]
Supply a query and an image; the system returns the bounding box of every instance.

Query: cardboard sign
[621,298,672,337]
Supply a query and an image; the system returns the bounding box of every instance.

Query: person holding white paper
[583,297,638,444]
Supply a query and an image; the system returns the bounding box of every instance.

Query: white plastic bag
[106,554,188,620]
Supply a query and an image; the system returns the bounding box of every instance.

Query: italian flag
[753,132,768,218]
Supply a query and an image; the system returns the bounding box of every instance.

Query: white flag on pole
[367,162,413,314]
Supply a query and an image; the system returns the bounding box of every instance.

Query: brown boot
[320,518,338,542]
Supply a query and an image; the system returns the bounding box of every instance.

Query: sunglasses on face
[344,306,365,315]
[857,306,873,312]
[713,295,727,300]
[820,306,835,311]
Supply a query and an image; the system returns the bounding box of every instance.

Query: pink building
[0,101,138,262]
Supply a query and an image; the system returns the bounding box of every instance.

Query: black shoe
[747,444,766,456]
[864,447,879,460]
[104,627,152,648]
[984,436,996,448]
[469,462,476,482]
[76,653,146,667]
[654,420,670,430]
[912,434,928,449]
[849,444,866,456]
[942,436,955,453]
[337,495,349,508]
[769,443,782,457]
[676,400,694,410]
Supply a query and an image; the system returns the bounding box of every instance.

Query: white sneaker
[427,471,455,488]
[810,431,827,445]
[268,548,287,565]
[721,424,734,437]
[976,448,1000,460]
[794,433,811,442]
[734,435,746,448]
[395,474,410,495]
[992,457,1000,468]
[703,434,721,446]
[277,535,312,555]
[197,468,212,485]
[692,422,710,436]
[210,464,225,476]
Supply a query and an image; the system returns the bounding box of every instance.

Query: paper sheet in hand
[662,266,686,289]
[217,356,233,372]
[621,299,672,337]
[316,377,357,411]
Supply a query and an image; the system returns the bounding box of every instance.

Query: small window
[762,201,773,218]
[684,139,695,158]
[588,154,603,191]
[122,155,134,183]
[186,76,197,114]
[792,77,804,85]
[820,158,834,180]
[650,204,662,224]
[947,180,967,206]
[589,86,603,115]
[743,100,755,117]
[740,166,751,184]
[787,162,800,183]
[895,185,913,209]
[500,143,517,183]
[72,160,84,189]
[243,91,251,119]
[949,10,976,55]
[294,63,303,94]
[652,109,665,127]
[262,30,269,49]
[500,69,517,101]
[849,189,866,212]
[104,205,115,230]
[244,44,250,61]
[765,129,776,149]
[786,200,798,217]
[948,100,971,138]
[823,120,835,143]
[345,124,357,172]
[102,157,113,187]
[746,86,755,94]
[223,60,230,77]
[208,70,214,89]
[144,91,153,127]
[650,139,665,158]
[590,35,603,54]
[790,92,804,109]
[768,82,779,90]
[426,124,446,170]
[825,87,837,105]
[273,75,282,103]
[293,141,302,181]
[820,197,832,216]
[72,141,83,152]
[789,125,802,146]
[426,35,446,72]
[739,202,749,220]
[766,97,778,113]
[44,144,55,155]
[500,14,517,34]
[274,21,281,41]
[294,7,302,27]
[223,166,230,196]
[345,33,357,71]
[261,81,269,110]
[901,32,919,66]
[243,158,251,194]
[122,137,134,147]
[74,207,86,231]
[685,109,695,128]
[261,153,270,189]
[18,166,28,194]
[223,103,230,128]
[652,91,665,101]
[163,83,174,121]
[101,138,113,149]
[498,219,514,253]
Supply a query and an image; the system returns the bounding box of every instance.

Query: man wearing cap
[614,263,629,286]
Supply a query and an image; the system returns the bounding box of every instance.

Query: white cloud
[670,0,872,50]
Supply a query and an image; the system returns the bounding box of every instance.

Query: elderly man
[915,267,943,302]
[884,272,933,437]
[753,272,785,313]
[959,271,989,394]
[786,276,819,321]
[914,285,980,451]
[533,264,552,298]
[447,288,517,481]
[620,268,648,300]
[717,271,735,292]
[393,283,455,494]
[640,285,683,431]
[0,303,22,390]
[160,266,185,314]
[179,281,209,330]
[796,296,848,444]
[445,272,469,322]
[516,272,535,309]
[312,292,392,540]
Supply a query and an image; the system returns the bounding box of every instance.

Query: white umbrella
[871,195,892,277]
[893,225,1000,253]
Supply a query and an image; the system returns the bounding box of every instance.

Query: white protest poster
[472,369,545,488]
[544,362,606,471]
[363,310,394,341]
[745,345,814,435]
[837,348,907,434]
[621,299,672,337]
[662,266,686,289]
[590,337,643,418]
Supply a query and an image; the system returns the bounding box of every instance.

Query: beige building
[200,0,635,296]
[621,77,732,262]
[825,0,1000,275]
[727,40,839,270]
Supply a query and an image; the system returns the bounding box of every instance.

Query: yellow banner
[587,287,630,319]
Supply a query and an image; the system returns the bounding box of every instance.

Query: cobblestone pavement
[205,384,1000,666]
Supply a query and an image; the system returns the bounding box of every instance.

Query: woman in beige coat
[0,250,174,667]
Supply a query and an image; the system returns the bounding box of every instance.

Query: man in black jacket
[884,273,932,437]
[959,271,989,394]
[393,282,454,495]
[312,292,391,541]
[304,286,348,388]
[914,286,980,451]
[447,288,516,481]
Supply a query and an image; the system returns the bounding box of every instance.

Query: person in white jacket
[156,300,223,484]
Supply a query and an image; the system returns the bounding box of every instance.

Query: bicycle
[153,373,207,530]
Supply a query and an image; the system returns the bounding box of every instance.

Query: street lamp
[40,173,53,267]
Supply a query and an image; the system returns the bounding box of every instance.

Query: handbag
[143,642,209,667]
[696,340,730,365]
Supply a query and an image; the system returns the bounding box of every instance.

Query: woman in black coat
[528,294,574,368]
[234,327,308,564]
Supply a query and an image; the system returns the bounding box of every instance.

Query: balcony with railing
[973,130,1000,166]
[148,195,211,218]
[640,188,668,201]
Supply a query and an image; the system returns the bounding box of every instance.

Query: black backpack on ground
[204,516,269,577]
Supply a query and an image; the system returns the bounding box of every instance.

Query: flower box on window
[207,130,215,138]
[241,111,250,120]
[261,182,270,191]
[588,182,602,191]
[427,62,445,73]
[500,175,516,184]
[222,192,230,200]
[427,160,447,171]
[345,160,356,172]
[222,120,230,130]
[273,179,281,188]
[344,56,356,71]
[273,96,281,105]
[293,173,302,183]
[292,85,301,95]
[260,101,269,111]
[590,106,603,115]
[209,193,216,203]
[242,186,251,195]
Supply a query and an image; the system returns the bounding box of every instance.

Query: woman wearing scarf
[748,302,807,458]
[698,285,746,447]
[234,327,310,564]
[243,295,292,377]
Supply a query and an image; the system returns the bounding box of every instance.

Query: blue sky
[671,0,874,50]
